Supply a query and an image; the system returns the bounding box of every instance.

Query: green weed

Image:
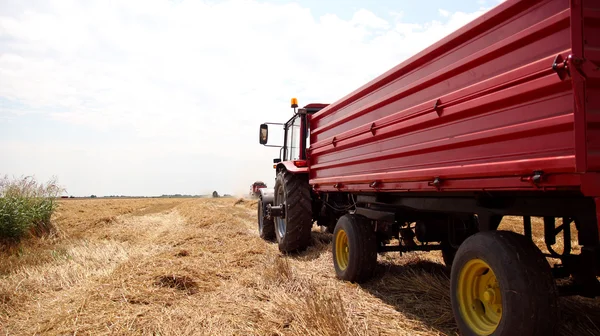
[0,176,63,243]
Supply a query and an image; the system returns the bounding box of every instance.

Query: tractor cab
[256,99,329,249]
[259,98,328,166]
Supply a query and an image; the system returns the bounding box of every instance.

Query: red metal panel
[571,0,587,172]
[316,172,581,193]
[582,0,600,172]
[308,0,594,193]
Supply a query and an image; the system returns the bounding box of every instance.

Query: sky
[0,0,504,197]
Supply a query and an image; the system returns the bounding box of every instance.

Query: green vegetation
[0,176,62,242]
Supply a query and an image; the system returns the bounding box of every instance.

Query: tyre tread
[275,170,313,252]
[450,230,558,336]
[258,198,275,241]
[333,214,377,283]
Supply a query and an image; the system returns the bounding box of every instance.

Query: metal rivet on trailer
[429,177,442,190]
[370,181,380,188]
[433,99,443,116]
[333,183,342,189]
[332,137,337,147]
[532,170,544,184]
[520,171,544,187]
[370,123,376,135]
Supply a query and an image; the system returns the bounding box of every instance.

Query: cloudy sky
[0,0,503,197]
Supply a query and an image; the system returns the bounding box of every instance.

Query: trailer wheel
[451,231,558,336]
[273,170,313,252]
[332,214,377,283]
[258,197,275,241]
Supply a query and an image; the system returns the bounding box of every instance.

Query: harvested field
[1,198,599,335]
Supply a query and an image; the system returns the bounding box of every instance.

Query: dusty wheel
[332,214,377,283]
[273,170,313,252]
[258,198,275,241]
[450,231,558,336]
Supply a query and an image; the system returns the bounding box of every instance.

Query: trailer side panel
[309,0,586,193]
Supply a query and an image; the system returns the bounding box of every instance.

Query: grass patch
[0,176,62,244]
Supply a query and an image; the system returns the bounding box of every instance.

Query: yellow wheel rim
[458,259,502,335]
[335,229,349,271]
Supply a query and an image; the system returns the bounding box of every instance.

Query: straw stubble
[1,198,599,335]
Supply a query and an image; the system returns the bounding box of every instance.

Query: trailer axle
[378,244,443,253]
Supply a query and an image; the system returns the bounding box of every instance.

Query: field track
[1,198,599,335]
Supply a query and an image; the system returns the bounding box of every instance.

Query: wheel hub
[457,258,502,335]
[268,204,285,217]
[335,229,350,271]
[482,289,495,304]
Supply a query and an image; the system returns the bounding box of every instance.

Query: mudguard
[277,161,309,174]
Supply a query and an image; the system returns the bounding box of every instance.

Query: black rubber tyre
[258,197,275,241]
[273,170,313,252]
[332,214,377,283]
[450,230,558,336]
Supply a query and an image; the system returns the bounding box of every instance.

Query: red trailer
[258,0,600,335]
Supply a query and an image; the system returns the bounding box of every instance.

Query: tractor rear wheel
[450,230,558,336]
[258,197,275,241]
[273,170,313,252]
[332,214,377,283]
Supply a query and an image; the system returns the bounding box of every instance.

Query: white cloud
[351,8,390,30]
[439,9,450,17]
[0,0,489,196]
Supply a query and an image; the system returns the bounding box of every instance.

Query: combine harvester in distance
[249,181,267,199]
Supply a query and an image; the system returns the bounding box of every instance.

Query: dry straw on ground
[1,197,599,335]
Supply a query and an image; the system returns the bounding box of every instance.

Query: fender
[277,161,309,174]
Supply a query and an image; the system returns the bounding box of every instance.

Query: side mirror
[259,124,268,145]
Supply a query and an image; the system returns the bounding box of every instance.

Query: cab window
[286,116,301,160]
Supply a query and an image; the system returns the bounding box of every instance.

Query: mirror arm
[262,144,283,148]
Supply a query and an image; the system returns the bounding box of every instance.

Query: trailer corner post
[595,198,600,242]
